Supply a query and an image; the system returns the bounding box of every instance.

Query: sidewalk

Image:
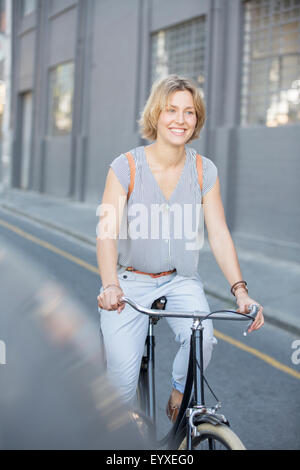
[1,187,300,336]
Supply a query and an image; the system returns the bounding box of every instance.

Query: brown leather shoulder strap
[196,154,203,196]
[125,152,136,200]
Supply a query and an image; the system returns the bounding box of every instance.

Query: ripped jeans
[98,268,217,405]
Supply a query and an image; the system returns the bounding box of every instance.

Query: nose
[175,111,185,124]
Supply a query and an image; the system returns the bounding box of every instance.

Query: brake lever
[243,304,260,336]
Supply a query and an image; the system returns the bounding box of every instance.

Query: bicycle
[120,295,259,450]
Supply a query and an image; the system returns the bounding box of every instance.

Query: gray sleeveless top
[110,145,217,277]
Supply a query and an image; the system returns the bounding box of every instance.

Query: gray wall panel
[51,0,78,17]
[85,0,141,202]
[44,137,72,197]
[19,31,36,91]
[31,0,51,192]
[19,10,37,34]
[49,6,77,66]
[41,4,78,197]
[151,0,209,31]
[232,126,300,259]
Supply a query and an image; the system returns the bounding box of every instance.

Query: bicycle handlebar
[119,296,259,323]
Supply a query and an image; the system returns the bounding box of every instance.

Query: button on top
[123,275,128,279]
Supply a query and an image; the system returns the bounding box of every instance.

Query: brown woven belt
[125,267,176,278]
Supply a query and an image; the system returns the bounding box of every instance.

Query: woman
[97,75,264,421]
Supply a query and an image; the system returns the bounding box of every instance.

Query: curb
[1,202,300,337]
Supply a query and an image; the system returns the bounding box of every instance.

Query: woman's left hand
[235,291,264,333]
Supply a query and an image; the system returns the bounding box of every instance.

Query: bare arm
[203,177,264,331]
[203,177,244,288]
[96,168,127,312]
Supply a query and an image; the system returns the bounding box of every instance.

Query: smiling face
[156,89,197,146]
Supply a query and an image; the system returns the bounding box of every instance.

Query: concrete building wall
[19,29,35,91]
[86,0,142,202]
[9,0,300,262]
[44,1,77,197]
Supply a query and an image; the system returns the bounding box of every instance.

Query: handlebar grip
[243,303,260,336]
[249,304,259,316]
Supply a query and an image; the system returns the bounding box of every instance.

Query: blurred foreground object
[0,243,150,450]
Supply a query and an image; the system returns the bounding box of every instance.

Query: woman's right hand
[97,284,125,314]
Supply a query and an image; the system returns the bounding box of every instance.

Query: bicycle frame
[139,315,226,450]
[141,317,156,425]
[121,296,258,450]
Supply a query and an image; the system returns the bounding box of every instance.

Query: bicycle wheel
[178,423,246,450]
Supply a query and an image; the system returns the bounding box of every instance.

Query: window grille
[241,0,300,127]
[48,62,74,136]
[150,17,206,95]
[22,0,37,17]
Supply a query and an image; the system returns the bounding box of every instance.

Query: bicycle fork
[185,320,227,450]
[146,319,156,427]
[186,320,205,449]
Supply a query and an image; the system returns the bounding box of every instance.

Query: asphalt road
[0,207,299,450]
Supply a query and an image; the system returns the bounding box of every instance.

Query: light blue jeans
[98,268,216,405]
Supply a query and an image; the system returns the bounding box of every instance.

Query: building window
[48,62,74,136]
[150,17,206,95]
[241,0,300,127]
[22,0,37,17]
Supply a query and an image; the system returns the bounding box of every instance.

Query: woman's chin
[160,134,190,147]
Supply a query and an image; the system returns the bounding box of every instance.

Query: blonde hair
[138,74,206,142]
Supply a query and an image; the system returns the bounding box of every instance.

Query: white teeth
[170,129,185,134]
